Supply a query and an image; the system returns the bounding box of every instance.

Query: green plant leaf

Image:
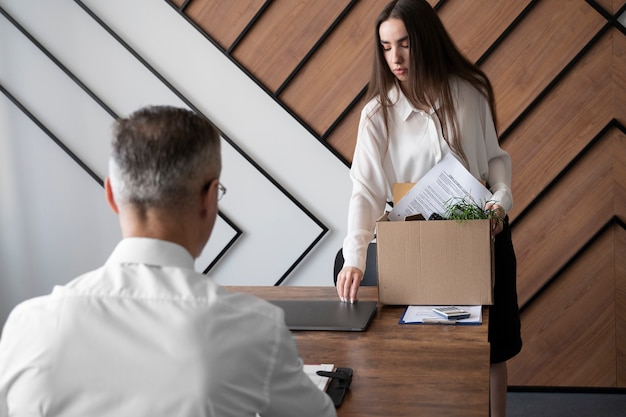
[443,197,503,223]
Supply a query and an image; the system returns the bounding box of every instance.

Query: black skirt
[489,217,523,363]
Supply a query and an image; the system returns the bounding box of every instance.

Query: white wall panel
[0,0,353,326]
[0,93,121,324]
[79,0,352,283]
[0,7,112,178]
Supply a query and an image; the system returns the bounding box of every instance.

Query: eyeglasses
[203,180,227,201]
[217,182,227,201]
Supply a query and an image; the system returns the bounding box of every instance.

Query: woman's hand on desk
[336,267,362,303]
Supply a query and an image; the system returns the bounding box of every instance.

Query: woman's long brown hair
[368,0,498,166]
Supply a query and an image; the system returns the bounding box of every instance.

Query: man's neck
[119,207,197,258]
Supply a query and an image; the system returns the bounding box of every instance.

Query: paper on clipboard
[387,153,492,221]
[304,364,334,391]
[400,305,482,325]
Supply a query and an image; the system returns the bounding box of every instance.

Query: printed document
[388,153,492,221]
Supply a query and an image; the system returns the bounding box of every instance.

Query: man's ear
[104,177,120,214]
[201,179,218,214]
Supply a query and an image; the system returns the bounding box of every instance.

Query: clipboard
[399,305,482,325]
[317,367,353,407]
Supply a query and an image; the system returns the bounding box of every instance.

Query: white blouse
[343,81,513,272]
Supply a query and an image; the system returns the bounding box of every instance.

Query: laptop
[269,300,378,331]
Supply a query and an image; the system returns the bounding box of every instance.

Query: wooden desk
[229,286,490,417]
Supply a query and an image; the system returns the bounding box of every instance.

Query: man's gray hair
[108,106,221,211]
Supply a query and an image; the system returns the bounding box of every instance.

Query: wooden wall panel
[185,0,265,49]
[481,0,606,133]
[615,32,626,126]
[505,32,614,221]
[438,0,531,64]
[513,132,614,306]
[278,0,389,136]
[617,225,626,387]
[616,129,626,219]
[325,94,367,164]
[173,0,626,388]
[232,0,350,92]
[615,130,626,387]
[597,0,626,13]
[509,228,616,386]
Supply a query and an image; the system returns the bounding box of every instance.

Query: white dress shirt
[0,238,336,417]
[343,80,513,272]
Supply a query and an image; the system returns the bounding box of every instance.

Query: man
[0,106,336,417]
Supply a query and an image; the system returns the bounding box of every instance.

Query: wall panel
[171,0,626,389]
[481,0,606,133]
[615,31,626,126]
[184,0,265,49]
[513,131,615,306]
[278,0,389,136]
[232,0,350,92]
[438,0,532,64]
[325,94,367,163]
[505,31,614,221]
[616,225,626,387]
[2,0,623,389]
[508,228,616,386]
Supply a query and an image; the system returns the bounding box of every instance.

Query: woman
[336,1,522,415]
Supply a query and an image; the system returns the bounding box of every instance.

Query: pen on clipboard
[422,318,457,325]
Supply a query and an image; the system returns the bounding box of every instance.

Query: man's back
[0,238,336,417]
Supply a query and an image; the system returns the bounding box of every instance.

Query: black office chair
[333,242,378,286]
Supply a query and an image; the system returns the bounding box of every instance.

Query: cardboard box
[376,213,494,305]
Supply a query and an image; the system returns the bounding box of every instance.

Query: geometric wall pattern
[1,0,359,338]
[168,0,626,388]
[0,0,337,291]
[1,0,624,390]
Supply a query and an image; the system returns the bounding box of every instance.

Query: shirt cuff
[489,184,513,213]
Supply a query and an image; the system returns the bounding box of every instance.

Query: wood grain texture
[324,93,366,164]
[596,0,626,13]
[232,0,350,92]
[615,128,626,220]
[615,130,626,387]
[616,226,626,387]
[505,32,613,221]
[185,0,266,48]
[509,229,617,386]
[278,0,390,136]
[482,0,606,135]
[229,286,490,416]
[513,132,614,306]
[438,0,532,64]
[615,30,626,126]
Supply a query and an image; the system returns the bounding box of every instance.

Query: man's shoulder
[217,289,284,322]
[208,290,290,347]
[2,293,60,339]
